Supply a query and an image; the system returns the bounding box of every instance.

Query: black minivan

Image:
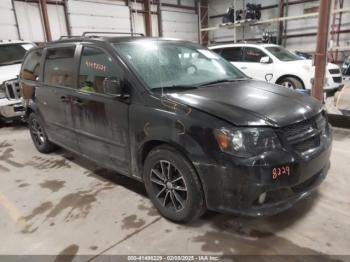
[20,33,332,223]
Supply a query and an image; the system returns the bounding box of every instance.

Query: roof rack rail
[59,35,82,40]
[82,31,144,37]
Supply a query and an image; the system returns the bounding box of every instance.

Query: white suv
[209,43,342,91]
[0,40,34,121]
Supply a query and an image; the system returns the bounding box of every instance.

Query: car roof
[209,43,279,49]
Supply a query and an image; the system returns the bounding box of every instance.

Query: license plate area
[271,165,292,180]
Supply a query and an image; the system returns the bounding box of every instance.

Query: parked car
[20,35,332,223]
[209,43,342,91]
[0,40,34,122]
[294,50,313,60]
[335,84,350,116]
[341,56,350,77]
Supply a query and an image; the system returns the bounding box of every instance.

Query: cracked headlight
[214,127,281,157]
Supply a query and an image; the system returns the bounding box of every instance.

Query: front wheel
[143,146,206,223]
[28,113,58,153]
[278,76,304,90]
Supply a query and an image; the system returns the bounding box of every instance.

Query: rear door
[71,44,130,175]
[35,44,80,152]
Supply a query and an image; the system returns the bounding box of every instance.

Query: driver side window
[79,46,118,94]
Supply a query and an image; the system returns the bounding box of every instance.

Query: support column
[312,0,332,101]
[39,0,52,41]
[144,0,152,36]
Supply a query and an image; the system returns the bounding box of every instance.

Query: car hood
[0,64,21,84]
[166,80,322,127]
[283,59,339,70]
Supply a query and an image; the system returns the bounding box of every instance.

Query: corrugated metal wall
[0,0,198,43]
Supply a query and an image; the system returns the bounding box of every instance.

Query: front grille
[293,136,320,153]
[329,68,340,74]
[282,119,312,139]
[282,113,327,154]
[332,76,342,83]
[4,79,21,100]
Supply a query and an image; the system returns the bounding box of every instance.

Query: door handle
[60,96,70,103]
[240,66,247,70]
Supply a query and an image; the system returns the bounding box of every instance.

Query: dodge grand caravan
[20,34,332,223]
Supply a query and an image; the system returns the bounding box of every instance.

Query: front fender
[129,98,226,180]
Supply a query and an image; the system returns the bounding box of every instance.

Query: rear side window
[78,46,117,94]
[21,49,43,81]
[243,47,266,62]
[220,47,243,62]
[44,46,76,87]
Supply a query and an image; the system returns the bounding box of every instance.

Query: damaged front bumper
[194,129,332,217]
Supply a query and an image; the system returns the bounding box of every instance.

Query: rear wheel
[28,113,57,153]
[278,76,304,90]
[143,145,206,223]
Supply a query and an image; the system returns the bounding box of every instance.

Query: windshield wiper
[151,85,198,92]
[198,78,248,87]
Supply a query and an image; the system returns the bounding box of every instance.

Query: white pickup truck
[0,40,34,122]
[209,43,343,91]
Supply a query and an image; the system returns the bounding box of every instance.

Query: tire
[278,76,304,90]
[143,145,206,223]
[28,113,58,153]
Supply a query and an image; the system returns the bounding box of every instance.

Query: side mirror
[260,56,271,64]
[103,77,123,96]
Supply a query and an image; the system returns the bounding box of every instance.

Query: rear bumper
[194,129,332,217]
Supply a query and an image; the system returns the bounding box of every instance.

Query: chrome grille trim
[329,68,340,74]
[4,79,21,100]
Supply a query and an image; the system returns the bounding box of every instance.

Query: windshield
[0,43,33,66]
[113,40,246,90]
[265,46,302,62]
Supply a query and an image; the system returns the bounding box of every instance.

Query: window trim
[43,44,79,89]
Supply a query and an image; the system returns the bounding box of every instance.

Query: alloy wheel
[281,81,295,89]
[30,118,45,146]
[150,160,188,212]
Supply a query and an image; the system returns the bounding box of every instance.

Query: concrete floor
[0,123,350,260]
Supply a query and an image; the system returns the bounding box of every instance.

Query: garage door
[12,1,68,42]
[13,1,45,42]
[0,1,19,40]
[161,7,198,43]
[67,0,131,36]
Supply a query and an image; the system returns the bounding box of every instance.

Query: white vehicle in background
[209,43,343,91]
[0,40,34,122]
